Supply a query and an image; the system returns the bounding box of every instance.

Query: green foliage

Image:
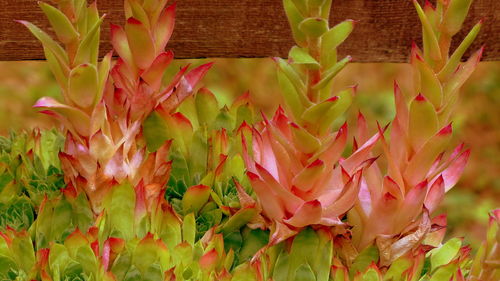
[0,130,64,231]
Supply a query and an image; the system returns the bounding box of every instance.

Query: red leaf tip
[127,17,142,25]
[415,93,426,102]
[308,159,324,168]
[438,123,453,135]
[246,171,260,181]
[326,96,339,102]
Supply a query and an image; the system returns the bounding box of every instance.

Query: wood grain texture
[0,0,498,62]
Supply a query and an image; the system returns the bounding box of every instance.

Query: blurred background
[0,59,498,249]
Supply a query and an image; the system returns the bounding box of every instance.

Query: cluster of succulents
[0,0,498,280]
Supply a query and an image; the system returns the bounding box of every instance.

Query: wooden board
[0,0,498,62]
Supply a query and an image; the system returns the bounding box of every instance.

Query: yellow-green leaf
[409,94,438,150]
[39,2,79,44]
[299,17,328,38]
[68,64,99,109]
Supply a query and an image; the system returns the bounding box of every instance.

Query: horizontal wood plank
[0,0,498,62]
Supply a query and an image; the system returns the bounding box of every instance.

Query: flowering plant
[0,0,498,280]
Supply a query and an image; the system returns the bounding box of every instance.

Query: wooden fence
[0,0,498,61]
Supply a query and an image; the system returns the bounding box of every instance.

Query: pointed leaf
[441,0,474,36]
[283,0,307,46]
[154,3,176,51]
[68,64,99,109]
[289,46,319,68]
[125,17,156,69]
[409,94,438,150]
[182,184,211,215]
[299,17,328,37]
[312,56,351,90]
[438,21,482,80]
[39,2,78,44]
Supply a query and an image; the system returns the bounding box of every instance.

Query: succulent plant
[278,0,355,136]
[242,108,381,246]
[23,0,211,212]
[0,129,64,231]
[346,0,484,262]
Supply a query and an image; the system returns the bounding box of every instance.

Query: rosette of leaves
[469,209,499,281]
[31,184,93,250]
[144,89,258,239]
[0,129,64,231]
[252,227,334,281]
[346,0,484,262]
[24,0,211,213]
[278,0,355,136]
[0,228,36,280]
[33,210,237,280]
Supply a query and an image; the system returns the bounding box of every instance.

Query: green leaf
[314,232,333,281]
[52,198,74,242]
[438,20,482,80]
[289,46,319,68]
[232,263,258,281]
[413,0,441,61]
[312,56,351,90]
[19,20,70,73]
[318,87,353,134]
[111,253,133,280]
[429,262,458,281]
[72,193,94,231]
[283,0,307,46]
[289,228,319,279]
[213,107,234,131]
[123,265,142,281]
[276,58,307,99]
[125,17,156,69]
[144,263,164,281]
[74,15,105,66]
[11,233,35,273]
[195,89,219,125]
[97,52,113,106]
[220,207,258,234]
[76,245,98,275]
[106,182,136,240]
[321,20,355,54]
[182,185,211,215]
[362,267,382,281]
[39,2,78,44]
[223,231,243,256]
[414,58,443,108]
[68,64,99,109]
[301,97,339,126]
[0,197,34,231]
[239,229,269,263]
[299,17,328,37]
[384,257,412,281]
[350,245,379,278]
[183,213,196,246]
[49,243,73,275]
[143,112,170,152]
[408,94,438,150]
[273,250,290,281]
[277,69,306,119]
[293,263,316,281]
[441,0,473,36]
[188,129,208,178]
[128,0,151,29]
[430,238,461,271]
[133,237,160,274]
[321,0,333,20]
